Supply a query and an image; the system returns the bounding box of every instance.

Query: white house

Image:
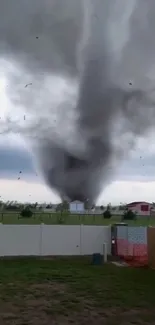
[69,200,84,213]
[127,201,151,216]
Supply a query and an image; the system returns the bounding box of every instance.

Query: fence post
[0,223,3,256]
[103,242,107,263]
[39,223,43,257]
[80,224,83,255]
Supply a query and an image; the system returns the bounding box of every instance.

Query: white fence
[0,224,111,257]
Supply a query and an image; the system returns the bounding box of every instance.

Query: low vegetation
[103,206,112,219]
[123,209,137,221]
[20,207,33,218]
[0,258,154,324]
[0,211,153,226]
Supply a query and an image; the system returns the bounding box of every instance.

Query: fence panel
[81,225,111,255]
[0,225,41,256]
[0,224,111,257]
[41,225,81,255]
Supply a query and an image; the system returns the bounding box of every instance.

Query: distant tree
[19,204,24,210]
[5,205,19,211]
[103,209,112,219]
[0,201,3,209]
[103,205,112,219]
[62,200,69,211]
[34,202,38,208]
[100,205,104,211]
[119,204,126,211]
[152,202,155,208]
[84,198,92,210]
[56,203,63,212]
[46,204,52,209]
[57,215,65,224]
[123,209,136,221]
[20,207,33,218]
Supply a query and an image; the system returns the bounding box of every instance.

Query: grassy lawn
[0,212,154,226]
[0,258,154,324]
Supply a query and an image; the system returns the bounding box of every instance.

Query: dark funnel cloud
[0,0,155,202]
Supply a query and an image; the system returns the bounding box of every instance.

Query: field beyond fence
[0,211,154,226]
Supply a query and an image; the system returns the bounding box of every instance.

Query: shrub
[56,204,62,212]
[5,205,20,211]
[123,209,136,221]
[20,207,33,218]
[103,209,112,219]
[57,216,64,224]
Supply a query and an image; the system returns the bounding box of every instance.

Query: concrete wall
[0,224,111,257]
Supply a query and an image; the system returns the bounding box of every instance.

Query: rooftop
[70,200,84,204]
[127,201,150,207]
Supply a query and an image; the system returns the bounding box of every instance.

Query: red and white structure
[126,201,151,216]
[116,225,148,265]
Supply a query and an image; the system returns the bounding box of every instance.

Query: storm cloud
[0,146,34,178]
[0,0,155,203]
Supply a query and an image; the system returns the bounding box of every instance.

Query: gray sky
[0,0,155,204]
[0,78,155,204]
[0,133,155,204]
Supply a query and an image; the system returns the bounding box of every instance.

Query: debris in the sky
[19,171,22,174]
[18,177,20,180]
[129,82,132,85]
[36,36,39,39]
[25,83,32,88]
[24,115,26,120]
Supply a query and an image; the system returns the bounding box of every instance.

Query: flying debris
[18,177,20,180]
[24,115,26,120]
[25,83,32,88]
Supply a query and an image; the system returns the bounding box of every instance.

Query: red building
[126,201,151,216]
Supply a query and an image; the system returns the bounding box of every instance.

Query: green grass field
[0,257,154,324]
[0,211,154,226]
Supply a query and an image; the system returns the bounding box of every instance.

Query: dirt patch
[0,258,154,324]
[31,282,67,292]
[0,282,154,324]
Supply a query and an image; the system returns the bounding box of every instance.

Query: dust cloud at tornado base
[0,0,155,203]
